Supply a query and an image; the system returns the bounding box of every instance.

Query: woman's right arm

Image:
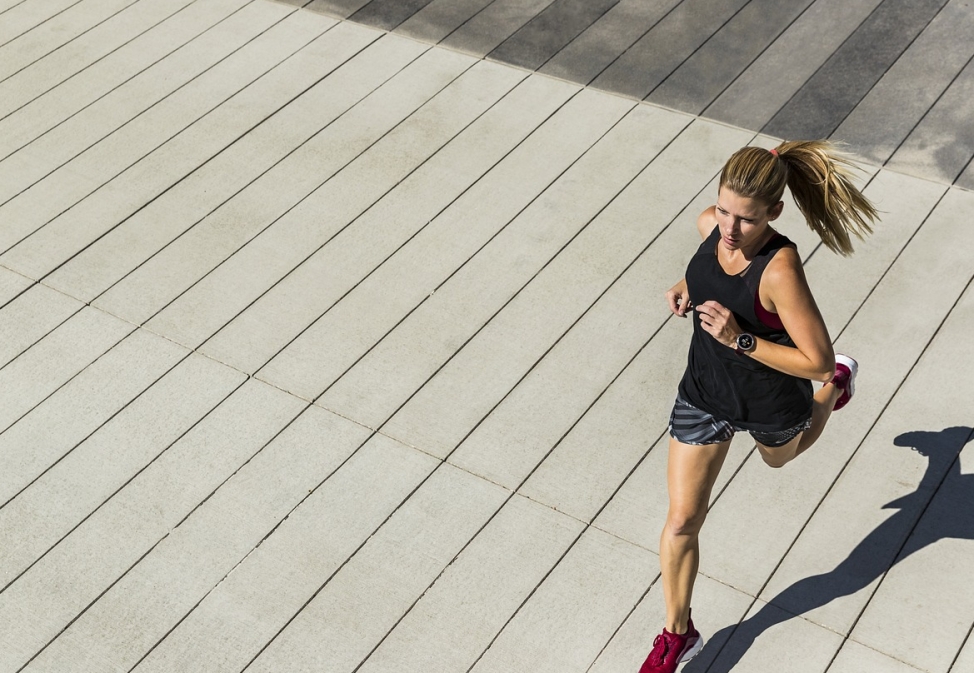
[667,207,717,317]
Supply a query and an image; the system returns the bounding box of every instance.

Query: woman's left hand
[695,300,742,348]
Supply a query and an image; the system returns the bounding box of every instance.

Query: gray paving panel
[0,0,82,48]
[349,0,437,31]
[255,88,627,402]
[833,0,974,166]
[589,0,750,100]
[395,0,494,44]
[353,496,581,673]
[702,0,884,131]
[829,640,928,673]
[132,435,440,673]
[887,54,974,184]
[0,0,139,81]
[0,1,318,260]
[0,283,80,368]
[958,156,974,191]
[486,0,618,72]
[0,266,33,305]
[305,0,372,19]
[0,329,187,506]
[0,0,255,199]
[440,0,556,57]
[647,0,814,114]
[321,102,679,434]
[0,0,195,119]
[763,0,950,141]
[538,0,679,85]
[92,44,475,325]
[156,68,560,352]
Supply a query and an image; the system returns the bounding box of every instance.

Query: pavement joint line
[0,368,247,598]
[0,0,143,85]
[338,96,652,430]
[0,0,262,166]
[190,67,562,363]
[0,0,87,50]
[0,0,199,124]
[642,0,758,103]
[125,50,500,333]
[0,345,195,512]
[821,0,958,141]
[250,85,590,383]
[0,5,347,260]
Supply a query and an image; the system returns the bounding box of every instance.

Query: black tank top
[678,226,813,431]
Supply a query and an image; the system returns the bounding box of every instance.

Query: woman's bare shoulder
[696,206,717,240]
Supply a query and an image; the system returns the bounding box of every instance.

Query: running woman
[640,141,878,673]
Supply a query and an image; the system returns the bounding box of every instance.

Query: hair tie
[769,148,779,157]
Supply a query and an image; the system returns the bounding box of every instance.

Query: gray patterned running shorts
[668,396,812,448]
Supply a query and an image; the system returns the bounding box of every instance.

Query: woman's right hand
[666,279,691,317]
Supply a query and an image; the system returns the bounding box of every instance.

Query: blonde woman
[640,142,878,673]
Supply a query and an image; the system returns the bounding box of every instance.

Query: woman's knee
[664,508,707,537]
[757,442,797,468]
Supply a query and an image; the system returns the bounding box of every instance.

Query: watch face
[738,334,754,350]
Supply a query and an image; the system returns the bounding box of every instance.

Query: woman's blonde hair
[719,140,878,255]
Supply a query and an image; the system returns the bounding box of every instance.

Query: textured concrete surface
[1,1,972,672]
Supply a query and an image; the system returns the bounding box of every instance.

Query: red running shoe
[639,611,703,673]
[832,354,858,411]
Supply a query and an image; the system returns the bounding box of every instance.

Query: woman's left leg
[756,381,842,468]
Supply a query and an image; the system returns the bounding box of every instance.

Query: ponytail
[719,140,878,256]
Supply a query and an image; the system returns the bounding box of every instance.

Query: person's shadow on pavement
[686,425,974,672]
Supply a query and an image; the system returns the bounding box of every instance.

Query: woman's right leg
[660,437,731,633]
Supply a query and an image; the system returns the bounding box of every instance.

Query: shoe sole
[680,635,705,664]
[835,354,858,403]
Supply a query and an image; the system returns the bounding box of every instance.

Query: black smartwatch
[735,332,756,355]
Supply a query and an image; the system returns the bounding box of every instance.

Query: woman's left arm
[694,248,836,382]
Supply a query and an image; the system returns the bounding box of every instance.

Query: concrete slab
[958,157,974,191]
[704,599,843,673]
[0,0,83,47]
[23,405,377,673]
[829,640,927,673]
[126,437,439,673]
[93,45,478,325]
[0,353,242,589]
[254,88,628,401]
[0,306,133,434]
[319,102,684,434]
[704,0,884,130]
[0,1,325,258]
[589,0,750,100]
[0,0,255,195]
[243,464,510,673]
[763,0,950,140]
[353,495,582,673]
[832,0,974,166]
[176,73,571,357]
[0,266,33,306]
[647,0,814,114]
[0,283,80,368]
[349,0,437,31]
[0,0,139,81]
[486,0,618,72]
[0,378,302,672]
[0,329,187,506]
[395,0,495,44]
[306,0,372,19]
[468,527,652,673]
[0,0,195,119]
[440,0,556,58]
[887,54,974,185]
[538,0,679,85]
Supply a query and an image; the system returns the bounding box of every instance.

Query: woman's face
[715,187,782,252]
